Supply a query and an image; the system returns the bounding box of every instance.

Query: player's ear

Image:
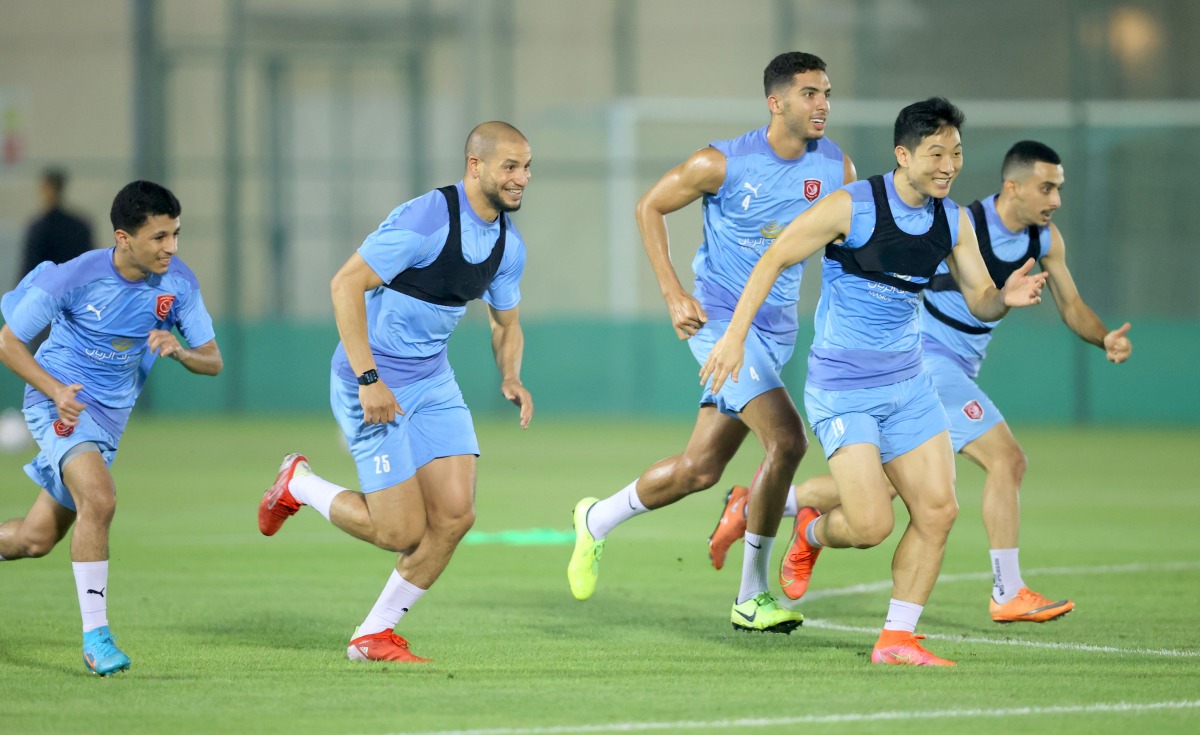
[114,229,130,247]
[894,145,910,168]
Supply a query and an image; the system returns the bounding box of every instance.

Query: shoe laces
[85,632,122,658]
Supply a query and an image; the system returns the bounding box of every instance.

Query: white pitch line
[802,560,1200,601]
[381,700,1200,735]
[803,619,1200,657]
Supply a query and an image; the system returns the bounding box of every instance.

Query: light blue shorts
[22,402,119,512]
[923,351,1004,453]
[689,320,795,419]
[330,368,479,493]
[804,372,948,464]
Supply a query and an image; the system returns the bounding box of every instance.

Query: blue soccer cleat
[82,626,131,676]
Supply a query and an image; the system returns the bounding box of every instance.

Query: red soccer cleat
[708,485,749,570]
[779,506,823,600]
[871,630,956,666]
[346,629,431,663]
[258,453,308,536]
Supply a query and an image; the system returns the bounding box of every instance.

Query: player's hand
[53,383,87,426]
[1001,258,1048,308]
[664,289,708,340]
[501,378,533,429]
[359,381,403,425]
[1104,322,1132,363]
[698,334,744,395]
[148,329,184,359]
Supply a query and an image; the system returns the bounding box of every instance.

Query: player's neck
[765,124,812,161]
[463,184,501,223]
[112,248,152,282]
[993,193,1028,234]
[891,170,930,209]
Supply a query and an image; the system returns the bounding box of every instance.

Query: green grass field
[1,416,1198,734]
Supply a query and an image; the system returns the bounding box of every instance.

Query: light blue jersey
[920,195,1050,377]
[694,128,845,344]
[808,172,961,390]
[331,180,526,387]
[1,248,216,437]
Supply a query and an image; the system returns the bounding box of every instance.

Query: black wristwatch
[357,369,379,386]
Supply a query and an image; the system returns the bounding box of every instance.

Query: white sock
[990,548,1025,603]
[357,570,427,637]
[805,515,825,548]
[73,560,109,633]
[883,598,923,633]
[289,470,346,522]
[0,553,7,561]
[737,532,773,604]
[586,480,647,540]
[782,485,799,518]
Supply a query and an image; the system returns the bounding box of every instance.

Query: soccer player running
[258,121,534,663]
[566,52,855,634]
[700,98,1048,666]
[0,181,223,676]
[710,141,1131,624]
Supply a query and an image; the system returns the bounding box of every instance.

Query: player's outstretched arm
[1040,224,1132,363]
[488,304,532,429]
[698,190,852,394]
[331,253,402,424]
[636,147,726,340]
[0,323,87,424]
[147,332,223,375]
[948,208,1047,321]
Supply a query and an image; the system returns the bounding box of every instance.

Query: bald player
[257,121,535,663]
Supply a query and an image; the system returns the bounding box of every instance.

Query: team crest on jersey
[154,295,175,320]
[53,419,74,438]
[962,400,985,421]
[803,179,822,202]
[111,338,135,352]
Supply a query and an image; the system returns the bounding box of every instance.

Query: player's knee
[373,520,423,554]
[1001,448,1028,484]
[432,505,476,545]
[912,495,959,535]
[17,528,60,558]
[845,512,894,548]
[74,492,116,525]
[676,456,723,493]
[762,430,807,472]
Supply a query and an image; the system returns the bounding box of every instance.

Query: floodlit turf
[1,416,1198,734]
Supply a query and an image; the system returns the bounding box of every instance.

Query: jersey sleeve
[483,228,525,311]
[0,262,65,342]
[173,287,217,347]
[358,194,449,283]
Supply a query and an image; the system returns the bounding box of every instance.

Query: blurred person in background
[566,52,855,634]
[0,181,223,676]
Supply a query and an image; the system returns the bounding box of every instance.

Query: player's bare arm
[843,153,858,185]
[636,147,727,339]
[947,208,1047,321]
[1039,224,1132,362]
[699,189,853,394]
[147,332,223,375]
[488,304,533,429]
[0,323,87,424]
[330,253,402,424]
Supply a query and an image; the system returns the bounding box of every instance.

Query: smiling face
[115,214,180,278]
[895,125,963,200]
[472,136,532,216]
[1006,161,1064,226]
[770,69,832,142]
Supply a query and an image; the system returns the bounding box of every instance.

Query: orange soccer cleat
[871,630,956,667]
[258,453,308,536]
[708,485,749,570]
[990,587,1074,624]
[779,506,823,600]
[347,629,431,663]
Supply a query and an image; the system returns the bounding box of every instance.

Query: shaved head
[465,121,528,165]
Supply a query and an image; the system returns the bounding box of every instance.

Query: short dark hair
[1001,140,1062,181]
[42,167,68,196]
[893,97,966,150]
[110,180,182,233]
[763,52,827,97]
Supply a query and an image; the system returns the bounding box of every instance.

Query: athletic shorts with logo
[330,367,479,493]
[688,319,796,419]
[805,371,948,463]
[23,401,120,512]
[922,350,1004,453]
